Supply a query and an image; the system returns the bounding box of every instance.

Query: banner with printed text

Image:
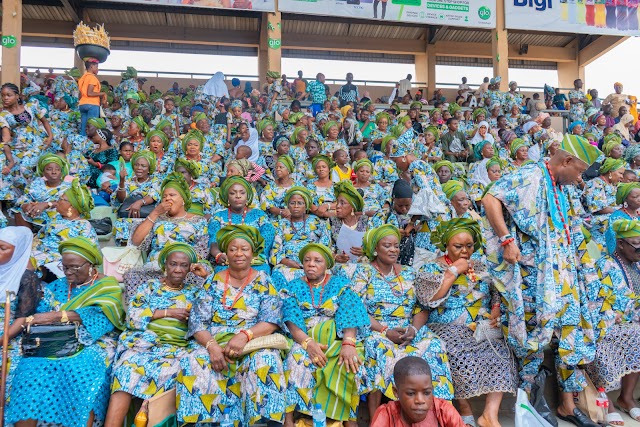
[278,0,495,28]
[101,0,275,12]
[505,0,640,35]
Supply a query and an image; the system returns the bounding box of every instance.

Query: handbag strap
[478,322,511,361]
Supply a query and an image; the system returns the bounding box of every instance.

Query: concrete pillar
[491,0,508,82]
[1,0,22,87]
[74,53,85,74]
[258,11,282,87]
[557,61,585,90]
[426,43,436,97]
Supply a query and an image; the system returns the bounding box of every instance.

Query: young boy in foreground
[371,357,466,427]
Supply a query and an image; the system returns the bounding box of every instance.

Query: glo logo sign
[513,0,552,11]
[478,6,491,19]
[1,35,17,48]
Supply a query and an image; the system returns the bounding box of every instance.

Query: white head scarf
[204,72,229,98]
[0,227,33,302]
[471,121,495,146]
[235,127,260,162]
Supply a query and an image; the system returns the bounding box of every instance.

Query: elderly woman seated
[281,243,370,427]
[270,186,331,283]
[587,219,640,424]
[6,237,125,427]
[176,225,286,426]
[349,225,454,417]
[105,243,207,427]
[31,178,98,276]
[12,153,71,229]
[415,219,518,427]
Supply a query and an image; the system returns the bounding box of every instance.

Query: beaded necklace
[221,269,254,310]
[227,207,247,225]
[68,272,98,301]
[305,273,329,308]
[544,161,572,245]
[290,215,307,234]
[372,261,405,297]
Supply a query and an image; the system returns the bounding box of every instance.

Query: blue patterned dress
[65,134,92,185]
[355,182,391,214]
[176,270,286,425]
[485,162,599,392]
[11,178,71,226]
[281,275,370,421]
[259,181,298,218]
[0,101,49,193]
[32,215,98,269]
[208,208,275,270]
[349,263,454,400]
[568,89,587,123]
[135,215,209,268]
[270,215,331,282]
[6,277,123,427]
[415,260,517,399]
[111,278,200,399]
[585,255,640,391]
[582,177,618,249]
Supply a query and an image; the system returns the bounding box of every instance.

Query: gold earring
[66,207,73,218]
[609,173,613,180]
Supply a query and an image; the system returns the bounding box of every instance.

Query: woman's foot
[478,413,501,427]
[607,411,625,426]
[616,396,640,422]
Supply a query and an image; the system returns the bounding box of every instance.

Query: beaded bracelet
[240,329,254,341]
[205,338,217,350]
[500,237,515,247]
[341,341,355,348]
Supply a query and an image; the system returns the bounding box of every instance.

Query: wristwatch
[447,266,459,277]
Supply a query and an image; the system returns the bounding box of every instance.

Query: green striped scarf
[188,202,204,216]
[309,320,364,422]
[147,318,189,347]
[61,276,125,330]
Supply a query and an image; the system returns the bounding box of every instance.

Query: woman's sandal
[607,412,625,426]
[461,415,476,427]
[617,405,640,422]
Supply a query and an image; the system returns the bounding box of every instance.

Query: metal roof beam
[59,0,81,23]
[578,35,628,67]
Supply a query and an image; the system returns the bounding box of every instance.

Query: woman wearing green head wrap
[260,154,297,219]
[113,149,161,244]
[322,121,349,159]
[580,219,640,423]
[209,177,274,273]
[257,118,277,158]
[307,154,338,219]
[603,182,640,255]
[352,224,455,411]
[368,112,392,155]
[509,138,529,170]
[128,171,208,269]
[145,128,174,178]
[441,179,482,221]
[602,135,624,160]
[270,185,332,281]
[176,224,287,426]
[124,115,147,151]
[329,181,369,265]
[13,153,71,228]
[8,235,125,427]
[472,107,486,122]
[415,218,517,424]
[173,157,215,218]
[582,157,626,249]
[106,240,206,427]
[289,126,309,164]
[352,158,389,217]
[31,179,99,271]
[433,160,455,184]
[280,242,369,426]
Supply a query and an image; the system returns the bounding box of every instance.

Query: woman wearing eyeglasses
[587,219,640,424]
[6,237,125,427]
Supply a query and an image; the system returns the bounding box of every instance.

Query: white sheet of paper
[336,224,365,261]
[44,261,65,278]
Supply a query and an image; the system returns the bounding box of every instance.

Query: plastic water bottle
[595,387,609,425]
[312,403,327,427]
[221,407,234,427]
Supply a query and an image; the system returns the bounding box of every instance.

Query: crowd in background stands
[0,62,640,427]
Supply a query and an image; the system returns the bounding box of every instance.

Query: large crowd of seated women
[0,68,640,427]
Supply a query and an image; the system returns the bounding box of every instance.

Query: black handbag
[22,322,83,358]
[117,195,156,219]
[89,217,113,235]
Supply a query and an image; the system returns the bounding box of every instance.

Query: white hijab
[0,227,33,303]
[471,121,495,146]
[204,72,229,98]
[235,127,260,162]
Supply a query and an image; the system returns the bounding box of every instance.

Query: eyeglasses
[622,239,640,254]
[57,261,89,273]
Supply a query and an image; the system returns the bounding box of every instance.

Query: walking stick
[0,290,16,427]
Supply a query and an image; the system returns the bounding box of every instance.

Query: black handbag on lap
[22,322,83,358]
[117,195,156,219]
